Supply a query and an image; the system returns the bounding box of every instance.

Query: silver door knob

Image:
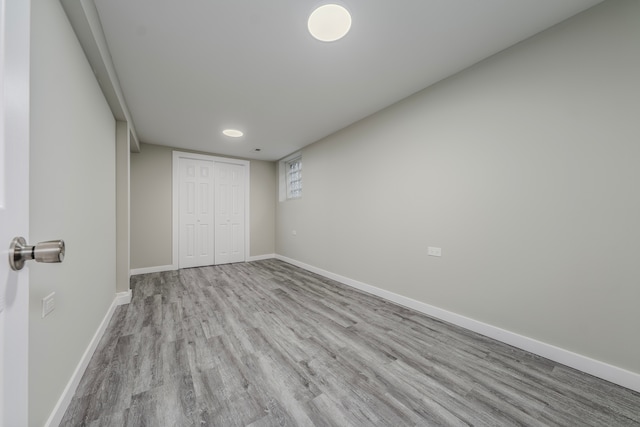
[8,237,65,271]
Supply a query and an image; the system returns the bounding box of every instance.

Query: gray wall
[250,160,277,256]
[130,143,173,268]
[131,143,276,269]
[276,0,640,374]
[115,121,131,293]
[30,0,117,425]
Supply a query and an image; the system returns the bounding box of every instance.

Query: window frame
[279,151,303,201]
[285,155,302,200]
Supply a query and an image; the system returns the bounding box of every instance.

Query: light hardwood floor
[61,259,640,426]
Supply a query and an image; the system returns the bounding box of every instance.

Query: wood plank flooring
[60,259,640,426]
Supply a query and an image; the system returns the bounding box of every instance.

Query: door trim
[1,0,31,424]
[172,151,250,269]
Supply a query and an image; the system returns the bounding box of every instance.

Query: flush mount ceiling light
[308,4,352,42]
[222,129,244,138]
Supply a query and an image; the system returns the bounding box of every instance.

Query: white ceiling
[93,0,604,161]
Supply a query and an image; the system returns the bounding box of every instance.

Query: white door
[1,0,30,425]
[214,162,245,265]
[178,158,214,268]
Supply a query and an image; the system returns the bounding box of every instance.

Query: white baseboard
[115,289,132,305]
[131,258,276,274]
[45,292,131,427]
[130,264,176,275]
[274,254,640,393]
[247,253,276,262]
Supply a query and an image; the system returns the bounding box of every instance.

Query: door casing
[0,0,31,424]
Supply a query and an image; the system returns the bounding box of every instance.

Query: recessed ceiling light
[308,4,352,42]
[223,129,244,138]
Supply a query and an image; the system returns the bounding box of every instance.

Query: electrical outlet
[428,247,442,257]
[42,292,55,318]
[292,230,297,236]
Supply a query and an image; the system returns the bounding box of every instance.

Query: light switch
[428,247,442,257]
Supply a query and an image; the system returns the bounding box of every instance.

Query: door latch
[8,237,65,271]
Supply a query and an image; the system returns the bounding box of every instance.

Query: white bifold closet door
[179,158,214,268]
[214,162,245,265]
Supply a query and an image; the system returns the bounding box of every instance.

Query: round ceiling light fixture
[308,4,352,42]
[222,129,244,138]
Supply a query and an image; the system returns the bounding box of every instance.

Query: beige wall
[131,143,276,269]
[30,0,117,425]
[115,121,130,293]
[250,160,277,256]
[130,143,173,268]
[276,0,640,374]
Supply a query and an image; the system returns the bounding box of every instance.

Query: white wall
[30,0,116,425]
[276,0,640,375]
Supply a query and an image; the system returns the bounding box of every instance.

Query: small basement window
[279,152,303,201]
[286,156,302,199]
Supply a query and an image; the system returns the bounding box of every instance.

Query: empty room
[2,0,639,425]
